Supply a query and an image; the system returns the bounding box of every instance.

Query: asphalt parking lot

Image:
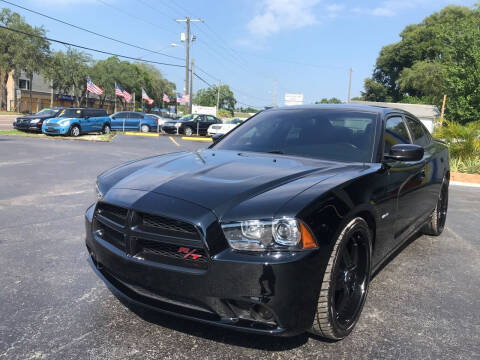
[1,135,479,359]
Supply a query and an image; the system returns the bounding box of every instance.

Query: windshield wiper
[265,150,284,154]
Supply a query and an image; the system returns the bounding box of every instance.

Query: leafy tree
[372,5,471,101]
[134,63,176,110]
[350,96,363,101]
[315,97,342,104]
[0,9,49,111]
[43,49,92,107]
[398,61,446,105]
[361,78,391,102]
[193,84,236,115]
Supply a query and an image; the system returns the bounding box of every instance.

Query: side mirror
[211,133,224,142]
[385,144,424,162]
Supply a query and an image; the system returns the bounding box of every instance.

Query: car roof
[268,104,410,116]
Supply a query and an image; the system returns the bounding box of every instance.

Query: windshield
[213,109,377,163]
[57,109,83,118]
[179,114,198,122]
[35,109,58,116]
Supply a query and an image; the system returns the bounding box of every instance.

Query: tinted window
[128,113,142,119]
[405,116,430,147]
[95,109,107,117]
[207,116,217,122]
[114,112,127,118]
[214,109,377,162]
[384,116,410,154]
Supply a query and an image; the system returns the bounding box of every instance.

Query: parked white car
[207,118,242,136]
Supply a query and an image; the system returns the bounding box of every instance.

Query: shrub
[433,119,480,159]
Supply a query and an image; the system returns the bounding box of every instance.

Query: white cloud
[326,3,345,18]
[247,0,322,38]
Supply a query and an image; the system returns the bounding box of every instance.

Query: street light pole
[175,16,203,114]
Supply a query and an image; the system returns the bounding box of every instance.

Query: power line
[0,25,185,68]
[97,0,177,36]
[0,0,185,61]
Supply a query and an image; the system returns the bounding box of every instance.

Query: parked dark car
[13,107,64,132]
[86,105,449,340]
[110,111,158,132]
[162,114,222,136]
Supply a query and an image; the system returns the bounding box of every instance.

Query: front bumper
[42,124,69,135]
[85,203,326,336]
[13,122,42,131]
[162,126,178,134]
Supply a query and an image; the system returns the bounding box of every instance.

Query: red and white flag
[142,88,154,105]
[162,93,170,102]
[87,77,103,95]
[181,94,190,104]
[122,90,132,103]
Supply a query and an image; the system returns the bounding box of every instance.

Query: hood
[45,117,73,124]
[17,114,55,121]
[102,149,368,219]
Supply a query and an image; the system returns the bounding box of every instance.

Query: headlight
[30,118,40,124]
[221,217,317,251]
[175,122,181,127]
[95,181,104,200]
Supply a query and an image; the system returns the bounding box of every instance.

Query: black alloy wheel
[311,217,371,340]
[423,179,449,236]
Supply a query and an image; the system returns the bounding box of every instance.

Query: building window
[18,79,30,90]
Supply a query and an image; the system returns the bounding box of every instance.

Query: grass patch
[450,157,480,174]
[0,129,116,142]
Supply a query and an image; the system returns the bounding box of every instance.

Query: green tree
[43,49,92,107]
[0,9,49,111]
[372,5,471,101]
[398,61,446,105]
[315,97,342,104]
[193,84,236,115]
[361,78,390,102]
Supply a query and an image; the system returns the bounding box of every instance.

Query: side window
[83,110,92,118]
[130,113,142,119]
[384,116,411,154]
[405,116,430,147]
[207,116,216,122]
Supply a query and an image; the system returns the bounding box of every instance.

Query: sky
[4,0,478,109]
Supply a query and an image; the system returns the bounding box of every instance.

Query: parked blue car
[110,111,158,132]
[42,108,111,137]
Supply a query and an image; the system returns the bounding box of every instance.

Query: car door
[91,109,103,131]
[127,112,142,130]
[110,112,125,130]
[404,115,438,218]
[80,109,94,132]
[383,115,427,241]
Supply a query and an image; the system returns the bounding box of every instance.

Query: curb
[124,132,159,137]
[181,136,212,142]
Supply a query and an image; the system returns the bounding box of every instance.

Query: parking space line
[181,136,212,142]
[169,136,180,146]
[124,132,159,137]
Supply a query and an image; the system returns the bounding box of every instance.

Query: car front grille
[93,202,207,269]
[46,123,60,128]
[140,212,200,239]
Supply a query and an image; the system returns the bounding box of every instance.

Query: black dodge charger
[85,105,449,340]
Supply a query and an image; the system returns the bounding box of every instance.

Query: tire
[310,217,372,340]
[423,179,449,236]
[184,126,193,136]
[103,124,111,134]
[140,124,150,133]
[70,125,81,137]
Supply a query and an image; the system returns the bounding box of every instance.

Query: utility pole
[216,80,221,115]
[347,68,353,103]
[50,80,54,108]
[189,58,194,114]
[176,16,203,114]
[272,78,277,107]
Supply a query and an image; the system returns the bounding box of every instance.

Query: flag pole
[114,82,117,113]
[133,92,135,111]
